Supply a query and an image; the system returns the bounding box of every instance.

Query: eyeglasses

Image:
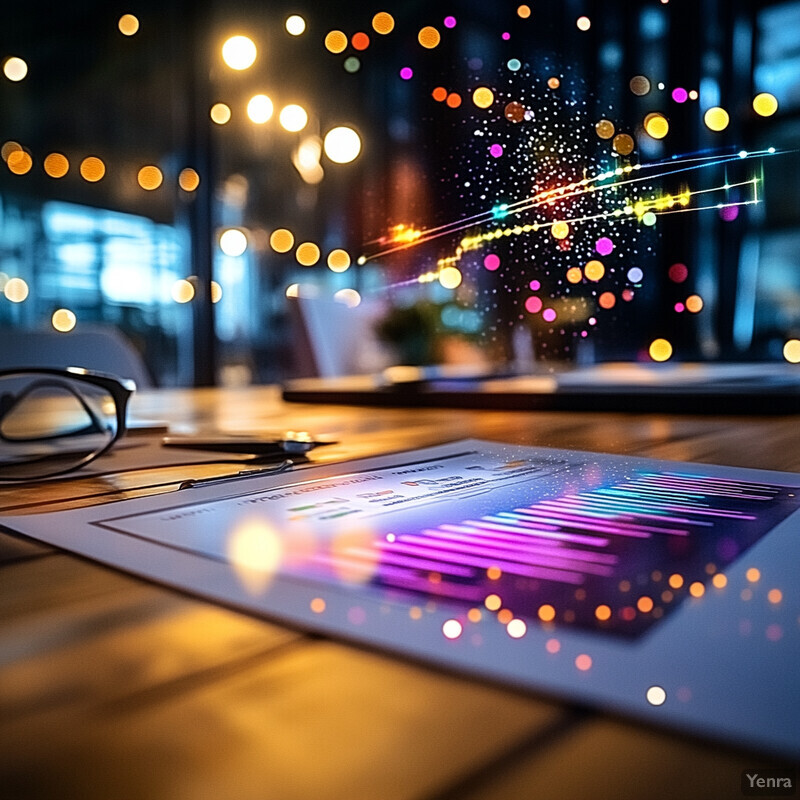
[0,367,135,481]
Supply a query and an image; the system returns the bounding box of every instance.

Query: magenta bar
[509,508,654,539]
[464,518,608,546]
[403,533,615,577]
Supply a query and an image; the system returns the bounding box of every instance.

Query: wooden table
[1,386,798,799]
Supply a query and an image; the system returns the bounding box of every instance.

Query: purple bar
[536,501,691,536]
[464,518,608,546]
[561,494,713,527]
[402,533,615,577]
[509,508,654,539]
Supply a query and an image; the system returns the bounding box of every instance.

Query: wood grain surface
[1,386,797,799]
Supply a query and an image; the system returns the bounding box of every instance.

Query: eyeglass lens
[0,373,119,480]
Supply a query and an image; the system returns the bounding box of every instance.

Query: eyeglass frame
[0,367,136,480]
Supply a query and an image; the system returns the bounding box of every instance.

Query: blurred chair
[0,324,153,388]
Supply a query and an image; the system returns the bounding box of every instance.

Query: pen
[178,459,294,490]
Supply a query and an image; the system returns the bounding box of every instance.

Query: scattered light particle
[612,133,635,155]
[649,338,673,362]
[270,228,295,253]
[327,249,351,272]
[80,156,105,182]
[219,228,248,256]
[351,31,370,51]
[247,94,274,124]
[525,296,543,314]
[685,294,704,313]
[178,167,200,191]
[222,35,257,70]
[642,211,657,226]
[3,57,28,82]
[545,638,561,654]
[418,26,441,49]
[644,112,669,139]
[137,165,163,190]
[689,581,705,598]
[753,92,778,117]
[575,653,592,671]
[547,76,560,89]
[595,237,614,256]
[595,604,612,621]
[768,589,783,605]
[118,14,140,36]
[566,267,582,284]
[210,103,232,125]
[489,143,504,158]
[483,253,501,271]
[484,593,502,611]
[637,596,654,613]
[310,597,326,613]
[595,119,615,139]
[538,604,556,622]
[324,30,348,54]
[372,12,395,35]
[507,59,521,72]
[51,308,77,332]
[584,259,605,281]
[629,75,651,96]
[704,106,730,132]
[473,86,495,108]
[285,15,306,36]
[783,339,800,363]
[43,152,69,178]
[504,101,525,122]
[542,307,557,323]
[627,267,644,283]
[646,686,667,706]
[551,221,570,240]
[766,624,783,642]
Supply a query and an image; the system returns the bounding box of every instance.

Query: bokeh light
[646,686,667,706]
[210,103,232,125]
[219,228,248,256]
[668,263,688,283]
[43,152,69,178]
[4,277,29,302]
[538,604,556,622]
[418,26,441,48]
[517,4,531,18]
[595,119,615,139]
[547,76,561,89]
[270,228,295,253]
[323,126,361,163]
[672,87,688,103]
[704,107,730,132]
[372,12,395,35]
[443,15,457,28]
[551,221,570,240]
[753,92,778,117]
[598,292,616,309]
[51,308,77,332]
[280,104,308,132]
[171,279,195,303]
[296,242,321,266]
[446,92,462,108]
[442,619,462,639]
[80,156,105,182]
[576,16,591,31]
[584,259,605,281]
[7,149,32,175]
[211,281,223,303]
[137,165,163,190]
[1,141,22,162]
[399,67,413,80]
[351,32,370,51]
[178,167,200,191]
[222,35,257,70]
[473,87,494,109]
[118,14,139,36]
[285,15,306,36]
[3,57,28,82]
[629,75,651,96]
[644,112,669,139]
[595,237,614,256]
[566,267,582,284]
[685,294,703,313]
[507,618,527,638]
[612,133,635,155]
[247,94,274,124]
[432,86,447,102]
[439,266,462,289]
[327,249,351,272]
[334,288,361,307]
[325,30,348,53]
[649,338,673,362]
[344,56,361,74]
[575,654,592,671]
[783,339,800,363]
